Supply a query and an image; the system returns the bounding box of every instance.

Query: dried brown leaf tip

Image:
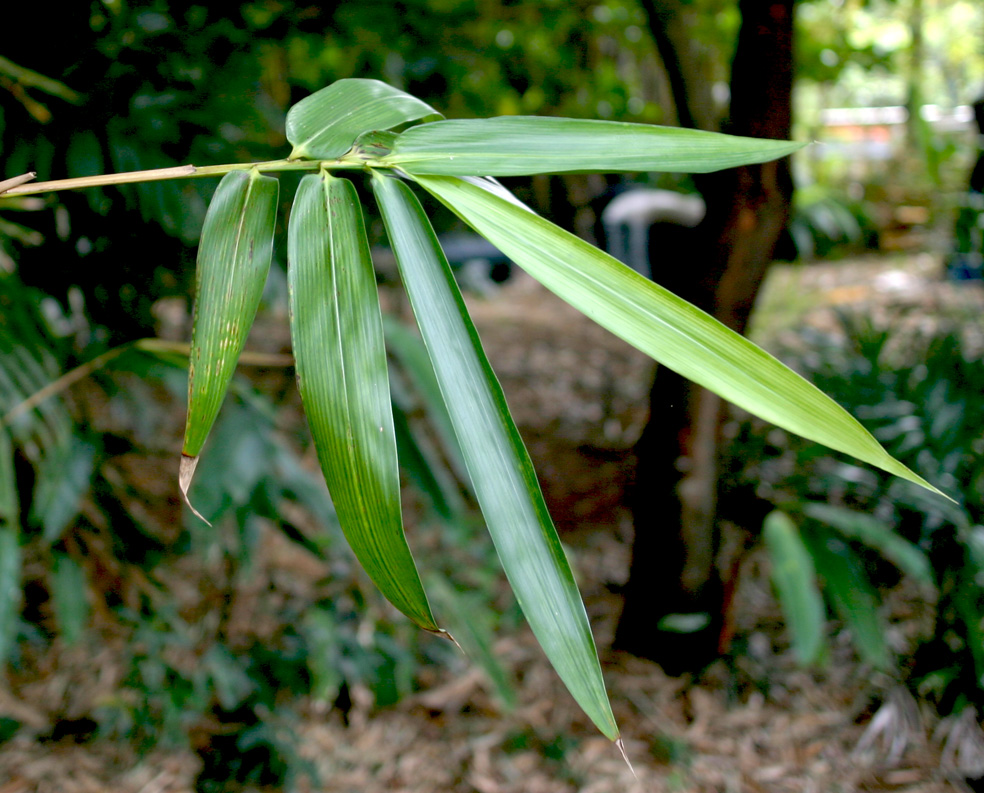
[178,454,211,526]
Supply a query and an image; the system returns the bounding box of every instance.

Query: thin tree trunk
[615,0,794,672]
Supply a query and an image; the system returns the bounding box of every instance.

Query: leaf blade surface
[372,172,618,740]
[385,117,805,175]
[288,173,438,632]
[287,79,441,161]
[412,174,940,495]
[182,169,278,509]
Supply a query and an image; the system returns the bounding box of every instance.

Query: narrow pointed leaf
[803,503,933,585]
[182,169,278,509]
[384,117,806,176]
[763,511,825,665]
[286,79,441,161]
[412,174,942,496]
[288,173,438,632]
[372,172,618,741]
[802,527,892,671]
[51,552,87,646]
[0,431,19,663]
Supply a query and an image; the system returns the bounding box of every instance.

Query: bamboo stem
[0,157,367,198]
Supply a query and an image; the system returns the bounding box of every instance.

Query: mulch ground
[2,252,983,792]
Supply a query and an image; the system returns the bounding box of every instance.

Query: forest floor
[2,251,983,792]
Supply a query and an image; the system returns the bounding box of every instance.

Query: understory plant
[0,78,945,747]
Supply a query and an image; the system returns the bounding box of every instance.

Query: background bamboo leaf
[0,430,19,664]
[288,172,439,633]
[763,511,826,665]
[181,169,278,512]
[411,174,941,496]
[372,172,619,741]
[802,526,892,671]
[51,552,87,646]
[803,502,933,585]
[385,117,805,176]
[286,78,441,161]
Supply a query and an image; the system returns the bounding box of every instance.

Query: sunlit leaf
[288,172,439,633]
[181,169,278,517]
[372,172,618,741]
[384,117,806,176]
[412,174,942,496]
[763,511,825,665]
[286,78,441,161]
[803,526,892,671]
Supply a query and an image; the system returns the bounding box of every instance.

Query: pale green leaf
[804,502,933,585]
[287,78,441,161]
[372,172,618,741]
[384,117,806,176]
[181,169,278,513]
[763,511,826,665]
[288,172,439,633]
[412,174,942,496]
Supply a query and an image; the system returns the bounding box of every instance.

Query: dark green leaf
[181,169,278,516]
[51,552,87,646]
[288,172,438,632]
[372,172,618,740]
[286,79,441,161]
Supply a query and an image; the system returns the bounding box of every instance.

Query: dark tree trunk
[614,0,795,673]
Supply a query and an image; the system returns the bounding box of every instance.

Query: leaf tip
[429,628,464,654]
[179,454,211,526]
[615,738,637,779]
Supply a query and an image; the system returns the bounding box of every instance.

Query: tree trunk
[615,0,794,673]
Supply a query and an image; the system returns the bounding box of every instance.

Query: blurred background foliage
[1,0,984,789]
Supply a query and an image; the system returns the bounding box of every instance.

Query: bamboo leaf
[763,511,826,665]
[286,79,441,161]
[371,172,618,741]
[411,174,942,496]
[51,552,87,646]
[384,117,806,176]
[803,502,933,585]
[181,169,278,518]
[0,430,19,663]
[802,526,892,671]
[288,172,439,633]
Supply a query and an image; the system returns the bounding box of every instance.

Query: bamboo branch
[0,157,368,198]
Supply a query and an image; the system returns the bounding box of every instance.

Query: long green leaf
[51,552,87,646]
[384,117,806,176]
[0,524,19,664]
[412,174,942,496]
[0,430,19,663]
[802,527,892,671]
[286,78,441,161]
[763,511,826,665]
[181,169,278,516]
[371,172,618,741]
[803,502,933,585]
[288,172,439,633]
